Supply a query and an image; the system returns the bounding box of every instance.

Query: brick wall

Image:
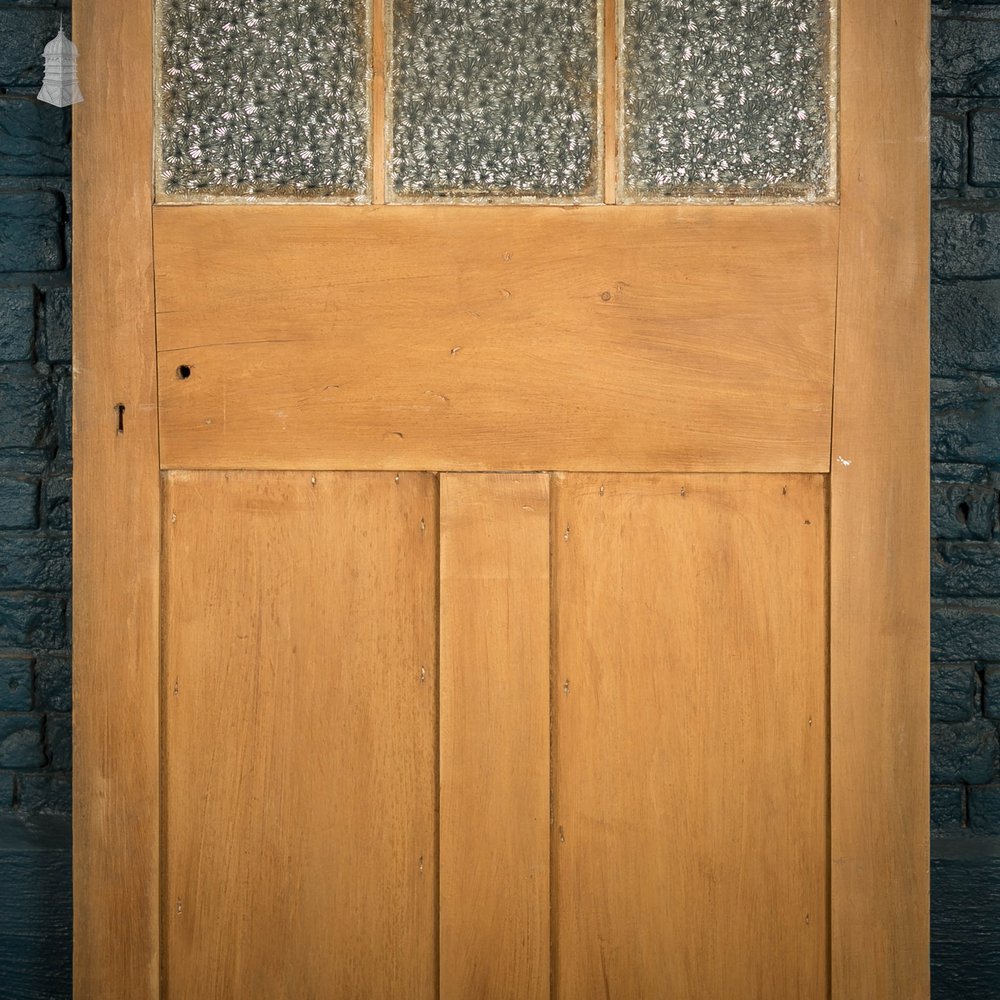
[0,0,72,995]
[0,1,996,997]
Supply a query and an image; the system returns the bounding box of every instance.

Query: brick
[33,654,68,713]
[932,280,1000,377]
[0,593,66,650]
[969,784,1000,834]
[0,771,12,811]
[933,604,1000,661]
[0,715,44,769]
[932,375,1000,465]
[0,477,38,531]
[933,543,1000,598]
[931,482,997,540]
[0,8,61,89]
[933,15,1000,98]
[0,98,70,178]
[43,713,69,772]
[52,368,70,458]
[932,663,978,722]
[932,207,1000,279]
[933,113,966,190]
[983,666,1000,718]
[0,535,69,592]
[932,463,989,484]
[0,659,31,712]
[41,285,70,363]
[0,450,48,476]
[971,110,1000,186]
[15,773,70,815]
[931,720,999,784]
[0,192,63,274]
[931,785,965,833]
[0,369,51,449]
[0,286,35,362]
[43,475,69,533]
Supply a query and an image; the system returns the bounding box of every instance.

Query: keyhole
[176,364,192,380]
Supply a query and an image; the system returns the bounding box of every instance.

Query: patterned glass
[389,0,601,200]
[622,0,833,200]
[158,0,370,199]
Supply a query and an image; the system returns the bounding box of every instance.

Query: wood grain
[439,474,551,1000]
[830,0,931,997]
[154,204,837,472]
[553,473,828,1000]
[162,471,437,1000]
[72,0,160,996]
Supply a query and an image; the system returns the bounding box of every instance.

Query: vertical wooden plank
[554,473,828,1000]
[162,471,437,1000]
[831,1,930,997]
[372,0,386,203]
[602,0,617,204]
[439,474,551,1000]
[72,0,159,996]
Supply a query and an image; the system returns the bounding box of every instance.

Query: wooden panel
[830,0,930,997]
[73,0,159,996]
[553,473,827,1000]
[154,204,837,472]
[439,474,551,1000]
[162,471,437,1000]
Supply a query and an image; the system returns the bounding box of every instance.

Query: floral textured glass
[389,0,601,200]
[621,0,833,200]
[158,0,370,199]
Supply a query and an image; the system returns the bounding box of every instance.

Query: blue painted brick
[932,664,978,721]
[933,15,1000,98]
[933,113,966,189]
[0,287,35,362]
[933,463,989,484]
[0,715,44,769]
[44,714,69,772]
[971,110,1000,186]
[968,784,1000,834]
[0,192,63,274]
[0,477,38,531]
[0,98,70,178]
[931,785,965,833]
[16,773,70,815]
[931,483,997,540]
[933,605,1000,661]
[53,370,70,457]
[932,207,1000,280]
[42,285,70,364]
[931,720,1000,784]
[983,666,1000,719]
[0,659,31,713]
[932,281,1000,377]
[0,369,51,449]
[33,655,68,713]
[932,376,1000,465]
[933,543,1000,597]
[43,476,69,533]
[0,593,66,651]
[0,9,61,89]
[0,535,70,592]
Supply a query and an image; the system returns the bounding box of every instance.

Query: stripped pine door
[73,0,929,998]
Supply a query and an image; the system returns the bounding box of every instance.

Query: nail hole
[176,364,192,380]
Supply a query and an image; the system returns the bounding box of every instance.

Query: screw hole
[176,364,192,380]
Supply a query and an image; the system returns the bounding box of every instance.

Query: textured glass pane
[390,0,600,200]
[622,0,832,200]
[159,0,369,199]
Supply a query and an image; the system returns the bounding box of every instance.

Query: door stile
[830,0,930,997]
[73,1,160,998]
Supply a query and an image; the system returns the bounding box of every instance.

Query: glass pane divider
[372,0,387,204]
[603,0,618,204]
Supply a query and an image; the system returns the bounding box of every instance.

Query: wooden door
[72,1,930,998]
